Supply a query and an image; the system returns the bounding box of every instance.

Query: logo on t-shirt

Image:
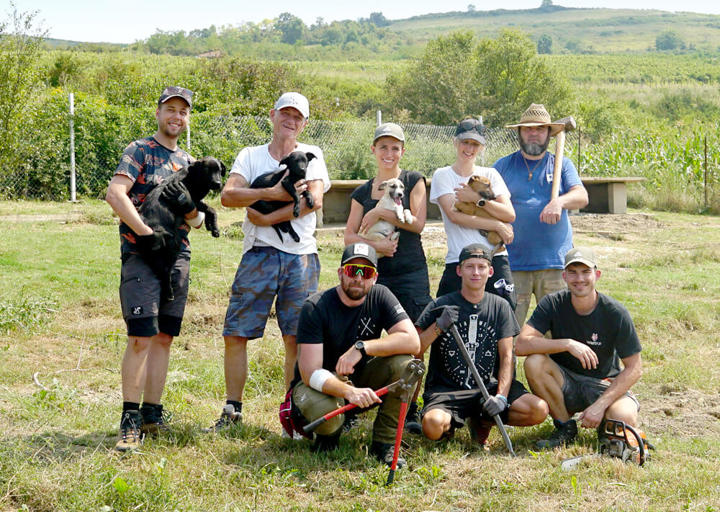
[132,306,143,316]
[587,333,601,346]
[394,304,405,315]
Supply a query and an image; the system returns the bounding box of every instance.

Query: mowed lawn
[1,200,719,512]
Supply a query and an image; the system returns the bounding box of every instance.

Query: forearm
[496,338,514,397]
[221,186,276,208]
[516,329,574,356]
[480,199,515,223]
[365,330,420,358]
[448,209,506,232]
[106,188,152,236]
[417,325,439,356]
[594,365,641,411]
[374,208,425,233]
[558,185,588,210]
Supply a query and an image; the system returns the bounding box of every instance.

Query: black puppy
[137,156,226,300]
[249,151,316,243]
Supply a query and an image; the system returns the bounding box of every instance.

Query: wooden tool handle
[551,130,566,200]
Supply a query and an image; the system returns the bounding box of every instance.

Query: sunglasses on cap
[342,264,377,279]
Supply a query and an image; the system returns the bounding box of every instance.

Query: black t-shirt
[528,290,642,379]
[291,284,409,388]
[416,291,519,393]
[350,170,428,276]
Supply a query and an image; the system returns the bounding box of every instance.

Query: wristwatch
[476,198,486,207]
[354,341,367,357]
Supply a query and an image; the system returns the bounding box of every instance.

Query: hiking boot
[467,417,493,449]
[140,403,171,436]
[370,441,406,469]
[342,411,359,433]
[312,433,340,452]
[404,402,423,435]
[205,404,242,433]
[115,409,143,452]
[536,419,578,449]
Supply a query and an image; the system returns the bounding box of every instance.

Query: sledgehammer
[550,116,577,200]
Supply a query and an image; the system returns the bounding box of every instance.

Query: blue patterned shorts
[223,246,320,339]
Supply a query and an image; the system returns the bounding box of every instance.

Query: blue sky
[7,0,720,44]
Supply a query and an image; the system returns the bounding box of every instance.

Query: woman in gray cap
[429,117,517,309]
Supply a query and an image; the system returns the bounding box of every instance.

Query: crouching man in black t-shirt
[284,242,420,467]
[516,247,643,449]
[415,244,548,449]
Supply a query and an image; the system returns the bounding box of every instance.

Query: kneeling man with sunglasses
[282,243,420,467]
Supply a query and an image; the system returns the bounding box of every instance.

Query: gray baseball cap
[455,118,486,145]
[158,86,193,108]
[341,243,378,267]
[373,123,405,143]
[564,247,597,269]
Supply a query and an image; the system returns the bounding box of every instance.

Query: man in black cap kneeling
[415,243,548,448]
[281,243,420,467]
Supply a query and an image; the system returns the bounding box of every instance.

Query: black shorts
[559,366,640,414]
[119,253,190,337]
[422,379,528,427]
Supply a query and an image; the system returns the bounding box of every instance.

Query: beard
[518,134,550,156]
[341,280,369,300]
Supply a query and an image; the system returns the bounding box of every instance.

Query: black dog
[137,156,226,300]
[249,151,315,243]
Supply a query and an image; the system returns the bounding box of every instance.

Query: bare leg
[604,395,639,427]
[282,334,297,393]
[523,353,571,421]
[422,408,453,440]
[143,332,173,404]
[121,336,152,403]
[506,393,549,426]
[224,335,248,401]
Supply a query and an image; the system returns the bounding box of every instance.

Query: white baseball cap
[274,92,310,119]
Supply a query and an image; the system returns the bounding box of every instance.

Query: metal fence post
[187,122,191,151]
[69,93,77,202]
[376,110,382,127]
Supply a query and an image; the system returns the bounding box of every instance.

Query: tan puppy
[453,175,504,249]
[361,178,416,241]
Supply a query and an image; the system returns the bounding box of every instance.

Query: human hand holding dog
[455,182,482,204]
[135,230,166,255]
[493,221,514,245]
[374,234,398,257]
[161,182,196,216]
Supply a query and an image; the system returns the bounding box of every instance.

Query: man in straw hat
[494,103,588,325]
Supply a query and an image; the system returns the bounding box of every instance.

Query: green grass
[1,201,719,510]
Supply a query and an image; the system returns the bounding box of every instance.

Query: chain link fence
[0,108,580,201]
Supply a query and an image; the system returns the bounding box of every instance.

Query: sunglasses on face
[342,264,377,279]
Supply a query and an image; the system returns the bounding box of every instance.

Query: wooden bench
[321,177,645,224]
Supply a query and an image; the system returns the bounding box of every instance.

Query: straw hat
[506,103,565,136]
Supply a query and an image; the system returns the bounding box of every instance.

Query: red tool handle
[303,385,390,433]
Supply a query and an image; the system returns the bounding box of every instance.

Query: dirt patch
[570,212,664,238]
[642,388,720,439]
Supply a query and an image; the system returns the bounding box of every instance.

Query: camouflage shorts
[223,246,320,339]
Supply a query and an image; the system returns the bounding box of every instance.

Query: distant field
[389,8,720,53]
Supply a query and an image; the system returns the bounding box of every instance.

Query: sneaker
[370,441,406,469]
[467,417,493,449]
[312,433,340,452]
[536,419,578,449]
[205,404,242,433]
[140,404,171,436]
[404,403,423,435]
[115,410,143,452]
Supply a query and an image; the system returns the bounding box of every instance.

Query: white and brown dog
[360,178,415,241]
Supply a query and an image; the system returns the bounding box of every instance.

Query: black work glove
[161,181,196,216]
[483,395,508,417]
[435,305,459,333]
[204,206,220,238]
[135,231,165,256]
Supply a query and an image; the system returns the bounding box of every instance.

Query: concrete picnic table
[320,177,645,224]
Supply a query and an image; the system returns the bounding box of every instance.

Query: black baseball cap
[455,118,486,145]
[341,243,378,267]
[458,243,492,264]
[158,86,193,108]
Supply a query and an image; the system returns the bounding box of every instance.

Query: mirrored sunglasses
[342,264,377,279]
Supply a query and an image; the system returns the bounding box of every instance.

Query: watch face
[440,313,497,389]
